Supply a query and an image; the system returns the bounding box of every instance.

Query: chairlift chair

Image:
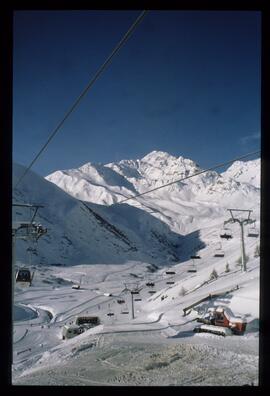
[146,282,155,287]
[166,281,175,285]
[187,259,197,273]
[190,255,201,259]
[121,306,129,314]
[134,298,142,301]
[107,312,114,317]
[214,251,225,257]
[165,271,175,275]
[247,226,259,238]
[131,290,140,294]
[214,242,225,257]
[148,290,156,294]
[220,228,233,239]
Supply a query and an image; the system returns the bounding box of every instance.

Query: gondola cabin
[15,268,33,285]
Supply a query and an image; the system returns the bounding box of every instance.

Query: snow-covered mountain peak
[221,158,260,188]
[138,150,200,183]
[46,161,137,205]
[141,150,176,163]
[141,150,198,171]
[45,151,260,226]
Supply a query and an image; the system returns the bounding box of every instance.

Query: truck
[62,324,84,340]
[194,306,247,336]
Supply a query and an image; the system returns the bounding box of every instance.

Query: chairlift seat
[248,231,259,238]
[220,233,232,239]
[166,281,175,284]
[190,255,201,259]
[148,290,156,294]
[131,291,140,294]
[165,271,175,275]
[107,312,114,316]
[214,251,225,257]
[134,298,142,301]
[121,311,129,314]
[187,269,197,273]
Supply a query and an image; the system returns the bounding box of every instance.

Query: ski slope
[12,151,260,385]
[13,250,259,385]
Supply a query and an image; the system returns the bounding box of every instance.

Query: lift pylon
[225,209,256,272]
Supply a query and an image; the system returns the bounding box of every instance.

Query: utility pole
[225,209,256,272]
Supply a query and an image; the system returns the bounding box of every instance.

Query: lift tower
[224,209,256,272]
[123,282,142,319]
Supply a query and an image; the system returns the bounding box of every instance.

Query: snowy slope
[12,152,260,386]
[13,254,260,385]
[13,163,184,266]
[46,162,137,205]
[221,159,261,188]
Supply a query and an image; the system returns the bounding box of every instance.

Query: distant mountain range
[13,151,260,266]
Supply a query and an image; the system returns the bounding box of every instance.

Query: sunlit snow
[12,151,260,386]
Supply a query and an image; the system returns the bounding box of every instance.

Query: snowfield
[12,258,259,386]
[12,151,260,386]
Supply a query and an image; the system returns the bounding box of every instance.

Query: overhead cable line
[14,10,148,190]
[116,149,261,205]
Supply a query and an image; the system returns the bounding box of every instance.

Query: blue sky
[13,10,261,176]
